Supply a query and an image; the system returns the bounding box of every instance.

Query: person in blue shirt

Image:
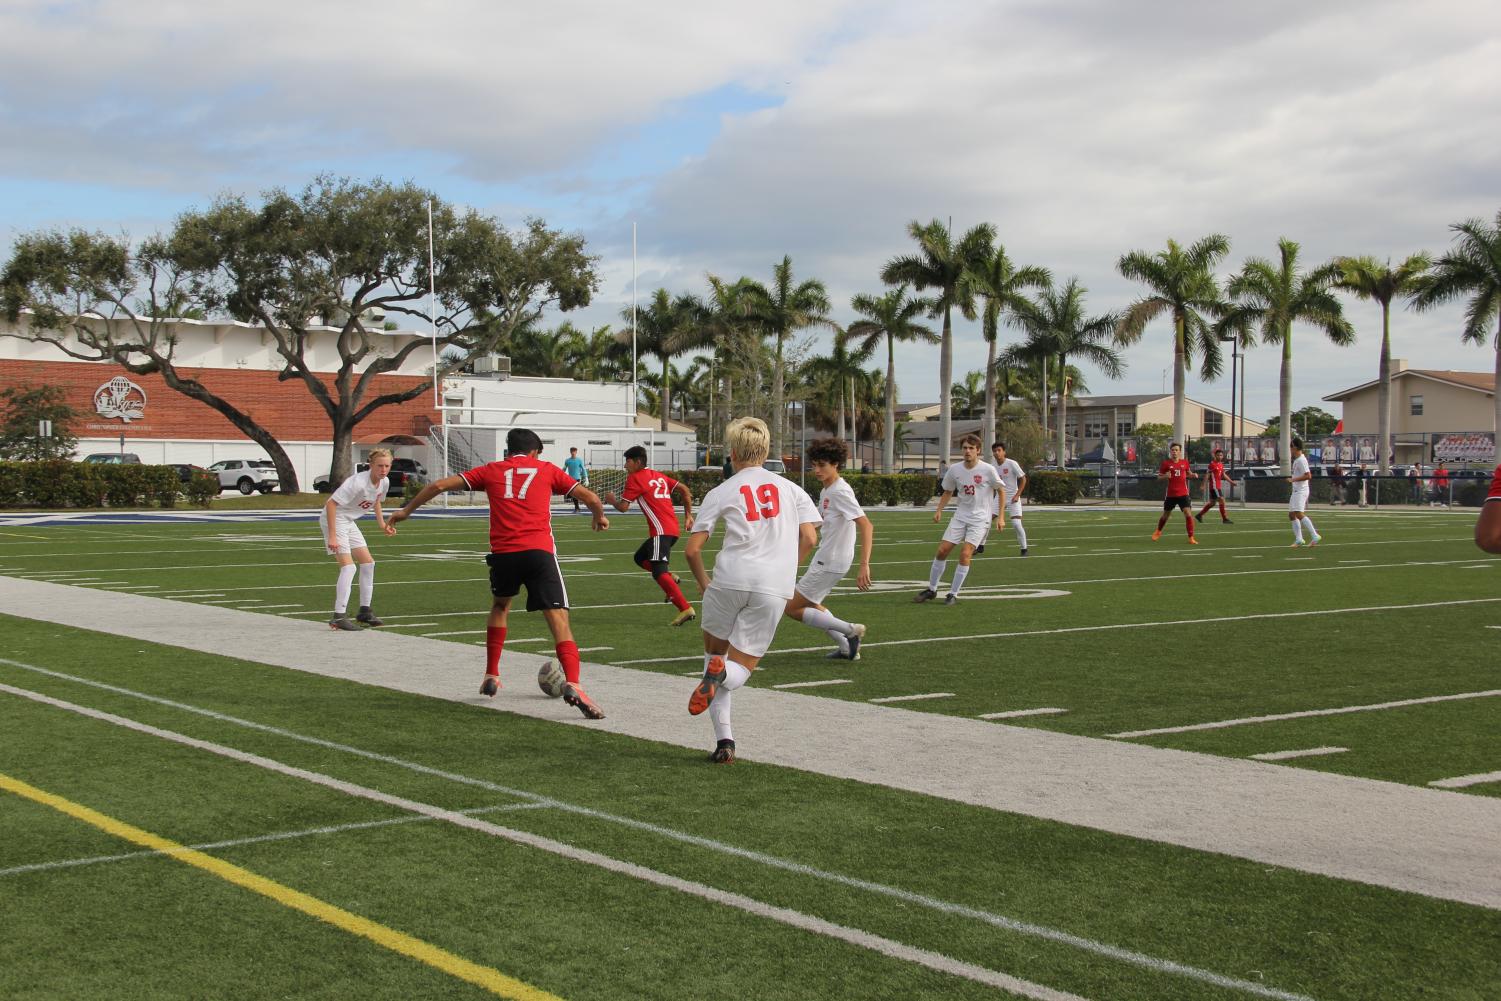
[563,448,589,511]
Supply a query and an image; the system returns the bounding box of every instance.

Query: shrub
[902,474,938,506]
[186,472,219,508]
[100,464,151,507]
[1028,471,1082,505]
[144,466,181,508]
[667,469,724,503]
[0,462,23,507]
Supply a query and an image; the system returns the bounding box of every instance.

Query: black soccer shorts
[486,549,568,611]
[1162,495,1191,512]
[633,534,678,574]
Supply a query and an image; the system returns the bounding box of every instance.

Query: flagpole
[427,199,449,508]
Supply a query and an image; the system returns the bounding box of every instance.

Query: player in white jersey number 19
[915,435,1003,605]
[1288,437,1322,547]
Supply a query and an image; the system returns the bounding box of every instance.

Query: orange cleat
[562,682,604,720]
[1188,537,1199,545]
[1151,530,1162,541]
[689,656,727,716]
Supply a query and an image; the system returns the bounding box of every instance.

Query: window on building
[1083,420,1110,438]
[1117,420,1134,438]
[1203,410,1223,435]
[1410,395,1424,416]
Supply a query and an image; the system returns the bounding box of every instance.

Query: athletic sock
[1185,514,1195,538]
[1292,520,1304,542]
[656,572,690,611]
[1303,516,1319,538]
[709,689,733,743]
[722,659,752,691]
[928,559,947,591]
[485,626,506,677]
[951,564,970,595]
[827,628,850,654]
[1013,520,1027,549]
[1156,513,1169,531]
[334,563,356,614]
[801,607,853,635]
[555,639,581,685]
[357,562,374,607]
[1218,499,1228,519]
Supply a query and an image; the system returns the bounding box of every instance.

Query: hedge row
[0,461,218,509]
[665,470,940,507]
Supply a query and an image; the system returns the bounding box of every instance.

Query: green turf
[2,615,1499,1000]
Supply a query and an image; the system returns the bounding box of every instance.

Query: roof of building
[1323,369,1496,402]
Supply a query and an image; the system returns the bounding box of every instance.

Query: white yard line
[772,679,854,690]
[980,708,1068,720]
[869,692,954,703]
[1250,748,1349,762]
[1111,690,1501,739]
[613,597,1501,666]
[1429,770,1501,790]
[7,681,1293,1001]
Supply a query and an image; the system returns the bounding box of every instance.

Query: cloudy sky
[3,0,1498,424]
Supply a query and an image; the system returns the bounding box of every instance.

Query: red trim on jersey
[622,467,681,537]
[1488,465,1501,501]
[462,456,577,553]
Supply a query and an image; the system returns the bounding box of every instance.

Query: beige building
[1322,360,1495,435]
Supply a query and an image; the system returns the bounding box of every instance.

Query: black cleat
[356,606,384,627]
[975,544,986,554]
[709,739,736,764]
[329,615,361,631]
[944,593,958,605]
[825,649,854,660]
[1194,513,1204,523]
[914,588,938,603]
[1223,518,1234,524]
[480,675,499,697]
[1020,548,1028,557]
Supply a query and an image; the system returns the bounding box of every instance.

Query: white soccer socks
[1303,516,1319,541]
[928,559,947,591]
[358,562,375,607]
[1292,519,1304,543]
[951,564,971,596]
[801,607,854,636]
[1013,520,1028,549]
[334,563,357,614]
[708,659,753,742]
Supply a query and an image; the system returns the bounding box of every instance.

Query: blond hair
[367,448,393,462]
[726,417,770,465]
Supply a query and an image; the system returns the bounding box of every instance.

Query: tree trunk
[1057,355,1068,469]
[156,365,302,492]
[1040,354,1049,439]
[773,334,785,458]
[1172,313,1187,447]
[1377,301,1391,474]
[1494,315,1501,438]
[939,305,953,465]
[1279,322,1293,475]
[884,335,896,474]
[835,383,845,454]
[660,356,670,432]
[983,334,997,449]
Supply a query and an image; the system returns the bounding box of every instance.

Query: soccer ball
[537,660,566,698]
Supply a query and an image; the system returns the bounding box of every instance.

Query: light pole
[1218,332,1240,480]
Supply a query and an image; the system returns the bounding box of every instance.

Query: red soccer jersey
[622,467,681,537]
[460,455,578,553]
[1208,461,1226,489]
[1159,458,1191,497]
[1488,465,1501,500]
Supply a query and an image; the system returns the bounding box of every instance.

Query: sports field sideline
[2,505,1498,1000]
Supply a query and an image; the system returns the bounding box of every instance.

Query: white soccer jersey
[1291,455,1311,494]
[989,458,1024,514]
[329,472,389,524]
[941,460,1002,524]
[695,466,820,598]
[812,477,865,574]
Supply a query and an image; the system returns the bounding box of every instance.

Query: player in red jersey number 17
[1153,442,1199,544]
[1474,464,1501,553]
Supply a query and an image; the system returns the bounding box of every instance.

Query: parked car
[205,458,280,495]
[166,463,208,483]
[315,457,427,493]
[762,459,787,474]
[82,452,141,464]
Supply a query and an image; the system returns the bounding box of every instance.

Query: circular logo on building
[94,376,147,422]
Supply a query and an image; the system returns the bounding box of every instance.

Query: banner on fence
[1432,432,1496,462]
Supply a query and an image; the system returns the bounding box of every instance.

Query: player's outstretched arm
[374,499,396,536]
[684,531,712,593]
[602,491,631,513]
[390,475,466,523]
[571,484,611,531]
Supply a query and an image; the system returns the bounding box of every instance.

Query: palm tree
[1224,238,1353,473]
[882,219,996,464]
[742,256,831,456]
[620,289,710,431]
[1411,210,1501,435]
[848,286,937,472]
[950,370,985,418]
[1116,235,1232,446]
[1021,278,1123,466]
[703,274,763,443]
[804,326,876,451]
[961,245,1050,443]
[1334,253,1431,473]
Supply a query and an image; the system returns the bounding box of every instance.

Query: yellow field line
[0,771,562,1001]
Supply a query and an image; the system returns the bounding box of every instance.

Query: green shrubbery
[667,470,940,507]
[0,461,204,509]
[1027,471,1083,505]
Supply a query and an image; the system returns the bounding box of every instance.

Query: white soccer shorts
[320,515,368,555]
[942,517,990,548]
[700,586,786,658]
[1288,489,1310,514]
[1004,499,1023,520]
[795,563,847,604]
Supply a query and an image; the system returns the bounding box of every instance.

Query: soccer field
[1,505,1499,1000]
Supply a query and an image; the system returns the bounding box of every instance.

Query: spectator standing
[1330,463,1347,505]
[1434,462,1451,507]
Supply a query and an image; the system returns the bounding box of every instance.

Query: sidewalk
[2,576,1498,911]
